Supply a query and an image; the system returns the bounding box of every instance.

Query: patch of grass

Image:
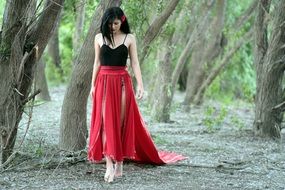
[151,134,168,145]
[20,137,46,158]
[230,115,245,130]
[35,146,44,157]
[202,106,228,133]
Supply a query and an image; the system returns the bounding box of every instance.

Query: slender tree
[0,0,64,164]
[48,22,63,75]
[192,0,258,104]
[193,29,253,104]
[139,0,180,65]
[150,29,175,122]
[183,0,226,108]
[147,1,214,122]
[171,0,215,92]
[35,58,51,101]
[72,0,86,62]
[253,0,285,138]
[59,0,122,151]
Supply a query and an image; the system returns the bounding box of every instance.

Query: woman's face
[108,18,122,34]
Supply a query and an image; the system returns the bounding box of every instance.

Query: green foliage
[202,106,228,132]
[225,0,254,27]
[0,1,5,26]
[202,0,256,103]
[205,36,254,103]
[203,106,215,132]
[152,133,168,145]
[45,0,99,84]
[122,0,152,40]
[230,115,245,130]
[45,55,66,85]
[0,0,258,105]
[35,145,44,157]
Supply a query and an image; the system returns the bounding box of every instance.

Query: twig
[0,151,19,172]
[272,101,285,112]
[22,89,41,105]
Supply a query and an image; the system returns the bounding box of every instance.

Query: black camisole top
[100,34,128,66]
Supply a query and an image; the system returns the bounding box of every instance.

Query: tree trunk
[150,31,175,122]
[171,0,215,90]
[183,36,207,106]
[59,0,122,151]
[183,0,226,107]
[177,64,188,91]
[193,29,253,104]
[0,0,64,164]
[139,0,180,65]
[253,0,285,138]
[48,23,63,75]
[193,0,257,104]
[73,0,86,61]
[35,58,51,101]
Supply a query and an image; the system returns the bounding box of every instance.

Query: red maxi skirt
[88,66,186,165]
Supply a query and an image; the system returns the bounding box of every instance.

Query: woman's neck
[112,30,123,36]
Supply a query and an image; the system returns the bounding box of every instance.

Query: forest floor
[0,85,285,190]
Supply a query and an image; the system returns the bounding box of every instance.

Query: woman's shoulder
[126,33,136,44]
[126,33,135,40]
[95,33,103,40]
[95,33,105,46]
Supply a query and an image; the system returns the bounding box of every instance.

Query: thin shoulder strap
[123,34,128,44]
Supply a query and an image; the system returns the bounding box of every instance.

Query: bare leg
[115,161,123,177]
[115,79,126,177]
[102,81,115,183]
[104,156,115,182]
[103,132,114,182]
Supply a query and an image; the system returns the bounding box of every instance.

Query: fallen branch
[0,151,20,172]
[1,150,87,173]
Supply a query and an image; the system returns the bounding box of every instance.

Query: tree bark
[150,30,175,122]
[139,0,180,65]
[0,0,64,164]
[48,22,63,75]
[73,0,86,61]
[35,58,51,101]
[59,0,122,151]
[253,0,285,138]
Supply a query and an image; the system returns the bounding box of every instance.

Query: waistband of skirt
[99,66,128,74]
[100,66,127,70]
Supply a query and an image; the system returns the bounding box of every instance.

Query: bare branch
[22,89,41,105]
[232,0,258,31]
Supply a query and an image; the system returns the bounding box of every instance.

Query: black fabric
[100,34,128,66]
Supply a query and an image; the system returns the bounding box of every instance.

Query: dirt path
[0,85,284,190]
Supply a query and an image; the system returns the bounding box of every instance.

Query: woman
[88,7,186,183]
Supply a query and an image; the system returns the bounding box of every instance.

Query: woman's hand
[136,84,144,100]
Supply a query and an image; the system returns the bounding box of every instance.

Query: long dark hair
[100,7,131,46]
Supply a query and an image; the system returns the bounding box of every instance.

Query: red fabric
[88,66,187,165]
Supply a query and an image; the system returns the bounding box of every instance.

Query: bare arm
[90,34,101,97]
[129,34,144,99]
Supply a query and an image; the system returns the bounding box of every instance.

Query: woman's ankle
[115,161,123,177]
